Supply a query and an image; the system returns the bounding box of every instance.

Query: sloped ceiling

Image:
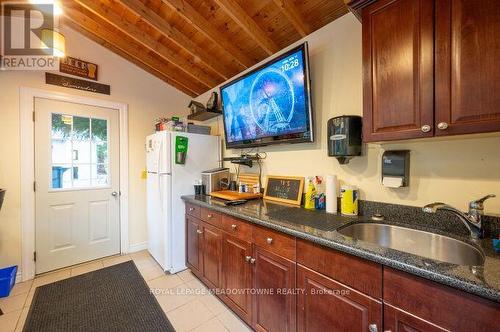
[62,0,348,97]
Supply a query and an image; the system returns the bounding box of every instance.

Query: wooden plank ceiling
[62,0,348,97]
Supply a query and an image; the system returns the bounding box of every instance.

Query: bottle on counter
[304,178,317,210]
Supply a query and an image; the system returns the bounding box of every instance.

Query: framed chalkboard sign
[264,176,304,205]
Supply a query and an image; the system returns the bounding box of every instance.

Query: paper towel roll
[325,175,338,214]
[382,176,403,188]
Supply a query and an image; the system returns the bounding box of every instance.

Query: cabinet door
[201,223,222,289]
[221,233,253,322]
[253,247,296,332]
[362,0,434,142]
[435,0,500,136]
[384,304,447,332]
[186,216,201,272]
[297,265,382,332]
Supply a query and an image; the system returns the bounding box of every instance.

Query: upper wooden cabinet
[355,0,500,142]
[362,0,434,142]
[435,0,500,136]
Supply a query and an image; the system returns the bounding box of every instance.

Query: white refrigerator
[146,131,220,273]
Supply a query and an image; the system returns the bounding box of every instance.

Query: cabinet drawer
[296,239,382,299]
[185,203,201,218]
[221,215,252,242]
[200,208,222,227]
[384,267,500,331]
[253,226,295,260]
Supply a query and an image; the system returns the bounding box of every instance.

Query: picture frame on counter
[264,175,304,206]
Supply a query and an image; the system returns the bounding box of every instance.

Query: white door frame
[20,87,129,281]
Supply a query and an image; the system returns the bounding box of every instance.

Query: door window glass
[51,113,109,189]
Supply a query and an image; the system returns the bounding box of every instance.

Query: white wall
[197,13,500,215]
[0,26,191,269]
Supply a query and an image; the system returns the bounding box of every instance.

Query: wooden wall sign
[46,73,110,95]
[60,56,98,80]
[264,175,304,205]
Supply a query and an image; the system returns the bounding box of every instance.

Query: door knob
[421,125,431,133]
[111,191,118,197]
[437,122,449,130]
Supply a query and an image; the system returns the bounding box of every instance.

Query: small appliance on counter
[327,115,362,164]
[382,150,410,188]
[201,168,230,195]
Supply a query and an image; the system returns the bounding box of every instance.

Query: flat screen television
[220,42,313,149]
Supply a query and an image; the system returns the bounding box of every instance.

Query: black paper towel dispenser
[327,116,362,164]
[382,150,410,188]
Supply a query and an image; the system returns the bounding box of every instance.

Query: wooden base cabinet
[221,233,253,323]
[186,216,201,272]
[200,223,222,289]
[253,247,296,332]
[384,304,447,332]
[297,265,382,332]
[186,205,500,332]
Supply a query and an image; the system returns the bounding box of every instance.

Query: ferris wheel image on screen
[250,68,295,133]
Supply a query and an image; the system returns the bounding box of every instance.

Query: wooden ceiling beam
[272,0,311,37]
[117,0,233,80]
[63,18,197,97]
[74,0,218,88]
[64,6,205,96]
[213,0,280,55]
[161,0,254,68]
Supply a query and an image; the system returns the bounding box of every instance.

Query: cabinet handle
[421,125,431,133]
[231,224,237,230]
[368,324,378,332]
[189,207,194,211]
[266,237,273,244]
[250,258,256,264]
[245,255,251,262]
[437,122,449,130]
[196,229,203,234]
[207,214,213,218]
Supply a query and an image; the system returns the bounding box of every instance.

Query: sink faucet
[422,194,496,239]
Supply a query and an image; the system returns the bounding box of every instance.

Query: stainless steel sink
[338,223,485,266]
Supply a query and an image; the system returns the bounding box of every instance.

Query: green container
[175,136,189,164]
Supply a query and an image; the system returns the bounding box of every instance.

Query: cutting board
[210,190,262,201]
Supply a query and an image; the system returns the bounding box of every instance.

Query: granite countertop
[182,195,500,303]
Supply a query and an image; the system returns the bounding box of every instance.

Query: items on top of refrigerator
[155,117,185,132]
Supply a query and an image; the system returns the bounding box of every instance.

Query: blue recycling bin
[52,167,70,189]
[0,266,17,298]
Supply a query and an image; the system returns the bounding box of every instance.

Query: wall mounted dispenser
[327,115,362,164]
[382,150,410,188]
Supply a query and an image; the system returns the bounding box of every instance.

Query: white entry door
[34,97,120,274]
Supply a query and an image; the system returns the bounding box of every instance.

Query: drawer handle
[196,229,203,234]
[231,224,237,230]
[189,207,195,211]
[245,255,251,262]
[207,214,213,218]
[250,258,256,264]
[266,237,273,244]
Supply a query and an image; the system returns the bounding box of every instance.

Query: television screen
[221,43,313,148]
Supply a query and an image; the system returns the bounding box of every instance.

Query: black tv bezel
[220,42,314,149]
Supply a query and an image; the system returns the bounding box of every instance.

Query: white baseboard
[16,271,23,283]
[128,241,148,253]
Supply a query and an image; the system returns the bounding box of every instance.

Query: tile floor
[0,251,252,332]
